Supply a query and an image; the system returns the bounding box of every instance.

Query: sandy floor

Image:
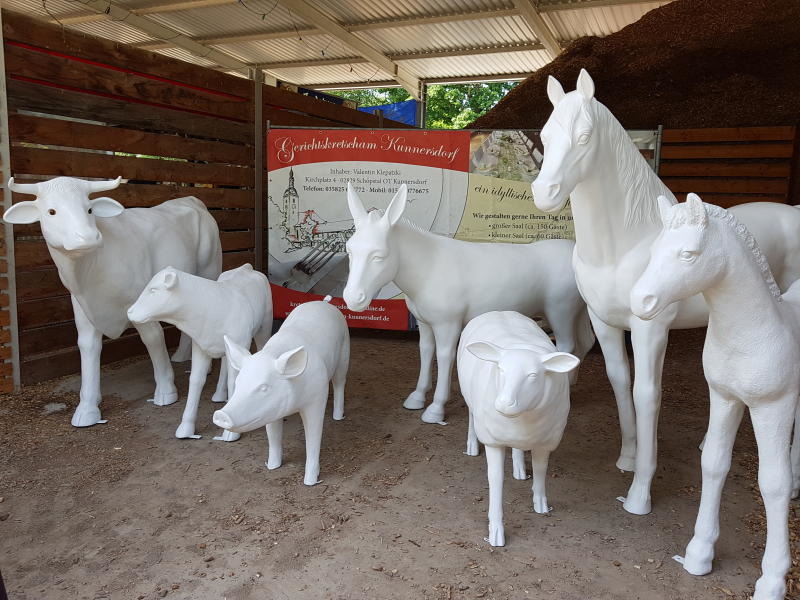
[0,328,796,600]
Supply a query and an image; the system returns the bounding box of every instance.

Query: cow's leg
[71,296,105,427]
[589,309,636,472]
[531,448,552,514]
[171,331,192,362]
[421,321,461,424]
[404,319,434,410]
[134,321,178,406]
[512,449,527,481]
[265,419,284,470]
[680,388,744,575]
[175,342,210,439]
[211,357,228,404]
[300,402,326,486]
[331,334,349,421]
[485,444,506,547]
[213,359,240,442]
[254,310,272,351]
[465,410,479,456]
[791,401,800,500]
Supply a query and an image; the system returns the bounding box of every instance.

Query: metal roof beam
[271,0,421,99]
[308,72,531,89]
[539,0,653,11]
[53,0,237,25]
[511,0,563,59]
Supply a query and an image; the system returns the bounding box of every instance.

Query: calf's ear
[224,335,252,371]
[465,341,502,363]
[275,346,307,379]
[89,197,124,217]
[541,352,580,373]
[3,201,40,224]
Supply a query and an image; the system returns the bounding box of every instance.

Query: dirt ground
[0,328,797,600]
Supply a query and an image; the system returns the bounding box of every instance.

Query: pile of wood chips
[470,0,800,130]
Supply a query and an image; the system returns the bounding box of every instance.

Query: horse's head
[3,176,124,255]
[342,183,406,312]
[631,194,725,320]
[532,69,599,213]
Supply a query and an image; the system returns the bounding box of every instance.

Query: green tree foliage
[327,82,517,129]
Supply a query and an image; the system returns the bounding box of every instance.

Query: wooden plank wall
[660,126,797,207]
[2,9,401,384]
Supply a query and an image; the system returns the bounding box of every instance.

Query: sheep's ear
[224,335,251,371]
[275,346,307,379]
[465,341,502,364]
[541,352,580,373]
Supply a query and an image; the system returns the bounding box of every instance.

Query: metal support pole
[416,81,428,128]
[251,66,265,273]
[0,9,22,391]
[654,124,663,174]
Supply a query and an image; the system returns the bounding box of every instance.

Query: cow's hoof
[71,406,103,427]
[403,391,426,410]
[533,496,551,514]
[464,440,479,456]
[304,475,321,486]
[213,430,240,442]
[485,524,505,547]
[175,423,200,439]
[266,458,282,470]
[210,393,227,404]
[421,405,445,424]
[148,391,178,407]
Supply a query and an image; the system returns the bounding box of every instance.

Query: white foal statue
[342,183,594,424]
[3,177,222,427]
[631,194,800,600]
[532,70,800,514]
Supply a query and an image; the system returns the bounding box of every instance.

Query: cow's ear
[224,335,251,371]
[541,352,580,373]
[163,269,178,290]
[274,346,307,379]
[89,197,124,217]
[3,201,40,224]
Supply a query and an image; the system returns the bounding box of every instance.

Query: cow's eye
[258,384,268,393]
[48,208,56,216]
[88,208,93,214]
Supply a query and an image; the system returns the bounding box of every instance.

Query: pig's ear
[275,346,307,379]
[465,341,502,363]
[224,335,251,371]
[541,352,580,373]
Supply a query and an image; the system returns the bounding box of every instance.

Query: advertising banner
[267,128,657,330]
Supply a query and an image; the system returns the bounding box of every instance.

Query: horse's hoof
[621,493,651,516]
[175,423,200,439]
[486,524,505,547]
[533,496,551,514]
[421,405,445,424]
[753,574,787,600]
[403,391,426,410]
[71,406,103,427]
[210,394,227,404]
[464,441,479,456]
[148,391,178,407]
[615,455,636,472]
[682,539,713,576]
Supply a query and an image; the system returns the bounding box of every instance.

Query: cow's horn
[8,178,40,195]
[84,176,122,193]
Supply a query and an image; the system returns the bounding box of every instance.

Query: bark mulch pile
[470,0,800,130]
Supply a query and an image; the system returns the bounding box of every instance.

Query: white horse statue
[631,194,800,600]
[342,183,594,425]
[532,69,800,514]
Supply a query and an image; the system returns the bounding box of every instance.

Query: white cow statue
[630,194,800,600]
[343,183,594,425]
[3,176,222,426]
[458,311,579,547]
[212,298,349,485]
[127,264,273,441]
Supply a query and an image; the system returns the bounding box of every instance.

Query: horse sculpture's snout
[532,180,565,213]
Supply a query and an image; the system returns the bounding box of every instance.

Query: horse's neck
[571,126,669,265]
[391,222,447,297]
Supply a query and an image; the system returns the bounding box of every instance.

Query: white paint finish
[343,183,594,424]
[212,299,349,486]
[128,264,272,439]
[532,70,800,515]
[3,176,222,427]
[631,195,800,600]
[458,311,578,546]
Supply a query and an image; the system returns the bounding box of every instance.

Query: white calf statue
[458,311,579,547]
[3,177,221,427]
[127,264,273,440]
[343,183,594,425]
[212,298,349,485]
[630,194,800,600]
[532,69,800,515]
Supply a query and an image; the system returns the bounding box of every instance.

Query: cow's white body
[3,177,221,427]
[128,264,272,440]
[458,311,578,547]
[213,299,349,485]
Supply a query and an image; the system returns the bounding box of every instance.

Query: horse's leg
[531,448,551,514]
[546,303,578,385]
[421,321,461,424]
[331,333,349,421]
[134,321,178,407]
[680,388,744,575]
[791,400,800,499]
[175,341,209,439]
[404,319,434,410]
[623,318,670,515]
[588,309,636,472]
[71,296,105,427]
[485,444,506,547]
[750,396,794,600]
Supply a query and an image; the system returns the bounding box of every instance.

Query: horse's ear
[576,69,595,100]
[383,184,407,227]
[346,181,368,226]
[685,193,708,227]
[547,76,566,107]
[656,195,673,225]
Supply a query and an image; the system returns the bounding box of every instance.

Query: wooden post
[252,67,265,273]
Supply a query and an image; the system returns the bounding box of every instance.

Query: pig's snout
[212,410,233,430]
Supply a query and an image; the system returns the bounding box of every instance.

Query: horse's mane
[591,102,672,229]
[667,202,782,299]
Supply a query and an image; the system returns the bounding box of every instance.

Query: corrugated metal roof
[4,0,674,89]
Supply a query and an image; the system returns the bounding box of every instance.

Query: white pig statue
[127,264,273,440]
[212,297,349,485]
[458,311,580,547]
